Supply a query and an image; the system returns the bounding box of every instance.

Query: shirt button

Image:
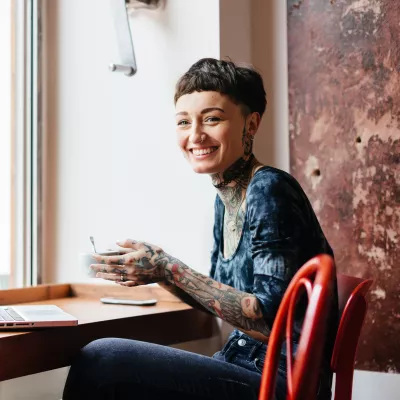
[238,339,247,346]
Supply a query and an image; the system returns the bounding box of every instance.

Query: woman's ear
[247,112,261,137]
[242,112,261,156]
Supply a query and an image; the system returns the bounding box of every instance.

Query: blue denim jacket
[210,166,338,399]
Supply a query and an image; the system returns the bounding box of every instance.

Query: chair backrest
[258,254,335,400]
[331,274,373,400]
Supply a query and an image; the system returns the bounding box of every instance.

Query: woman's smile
[190,146,219,158]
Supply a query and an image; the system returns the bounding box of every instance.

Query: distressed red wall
[287,0,400,372]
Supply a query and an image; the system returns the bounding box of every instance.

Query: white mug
[79,250,121,278]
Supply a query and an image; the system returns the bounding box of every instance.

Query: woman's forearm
[158,281,213,315]
[156,252,270,341]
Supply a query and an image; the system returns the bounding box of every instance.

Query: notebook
[0,305,78,329]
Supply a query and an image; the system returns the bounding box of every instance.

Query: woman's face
[175,91,256,175]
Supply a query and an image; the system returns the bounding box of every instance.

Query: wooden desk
[0,283,215,382]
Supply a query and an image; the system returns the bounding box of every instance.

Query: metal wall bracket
[126,0,162,10]
[110,0,163,77]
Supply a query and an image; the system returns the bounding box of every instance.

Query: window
[0,0,12,289]
[0,1,42,289]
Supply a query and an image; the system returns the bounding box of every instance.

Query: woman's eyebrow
[175,107,225,117]
[201,107,225,114]
[175,111,188,117]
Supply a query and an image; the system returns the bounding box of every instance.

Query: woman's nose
[188,123,203,144]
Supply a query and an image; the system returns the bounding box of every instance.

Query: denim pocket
[211,351,225,362]
[252,351,287,375]
[253,357,264,374]
[212,332,239,361]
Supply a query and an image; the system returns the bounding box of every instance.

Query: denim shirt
[210,166,338,399]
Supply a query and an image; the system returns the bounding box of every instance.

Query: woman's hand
[90,239,168,287]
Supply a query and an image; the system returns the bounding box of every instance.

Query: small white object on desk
[100,297,158,306]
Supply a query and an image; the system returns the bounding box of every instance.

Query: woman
[63,58,337,400]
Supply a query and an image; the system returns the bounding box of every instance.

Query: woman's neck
[211,154,260,212]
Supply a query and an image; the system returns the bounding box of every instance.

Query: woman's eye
[205,116,220,123]
[177,120,190,126]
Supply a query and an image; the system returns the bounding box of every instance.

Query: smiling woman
[174,59,265,180]
[63,58,338,400]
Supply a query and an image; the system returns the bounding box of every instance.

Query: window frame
[10,0,43,288]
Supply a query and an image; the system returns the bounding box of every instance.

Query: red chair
[259,254,335,400]
[331,274,373,400]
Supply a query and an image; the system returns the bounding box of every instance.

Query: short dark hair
[174,58,267,117]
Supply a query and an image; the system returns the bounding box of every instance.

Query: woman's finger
[116,281,138,287]
[95,272,123,281]
[92,253,127,265]
[90,264,129,275]
[116,239,141,250]
[115,248,132,254]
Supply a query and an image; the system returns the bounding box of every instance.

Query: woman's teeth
[192,147,218,156]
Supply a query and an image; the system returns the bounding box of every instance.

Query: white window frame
[11,0,43,288]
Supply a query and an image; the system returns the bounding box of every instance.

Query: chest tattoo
[223,187,247,258]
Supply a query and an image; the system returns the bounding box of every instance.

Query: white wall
[251,0,289,172]
[220,0,252,64]
[43,0,220,285]
[351,370,400,399]
[219,0,289,172]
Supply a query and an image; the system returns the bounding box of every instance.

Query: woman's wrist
[153,250,184,285]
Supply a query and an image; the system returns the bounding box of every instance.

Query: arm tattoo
[155,252,270,338]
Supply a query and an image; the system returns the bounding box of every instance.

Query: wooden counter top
[0,283,215,381]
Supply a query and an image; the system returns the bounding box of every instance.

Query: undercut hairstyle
[174,58,267,117]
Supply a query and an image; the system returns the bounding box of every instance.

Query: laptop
[0,305,78,329]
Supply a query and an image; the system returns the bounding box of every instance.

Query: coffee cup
[79,250,122,278]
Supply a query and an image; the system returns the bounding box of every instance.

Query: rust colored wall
[287,0,400,372]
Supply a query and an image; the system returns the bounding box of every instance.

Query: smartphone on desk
[100,297,157,306]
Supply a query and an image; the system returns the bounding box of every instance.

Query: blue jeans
[62,334,285,400]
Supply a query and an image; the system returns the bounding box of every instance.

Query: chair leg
[334,368,355,400]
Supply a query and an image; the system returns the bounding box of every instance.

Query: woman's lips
[190,146,219,158]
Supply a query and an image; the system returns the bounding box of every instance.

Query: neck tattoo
[212,153,256,189]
